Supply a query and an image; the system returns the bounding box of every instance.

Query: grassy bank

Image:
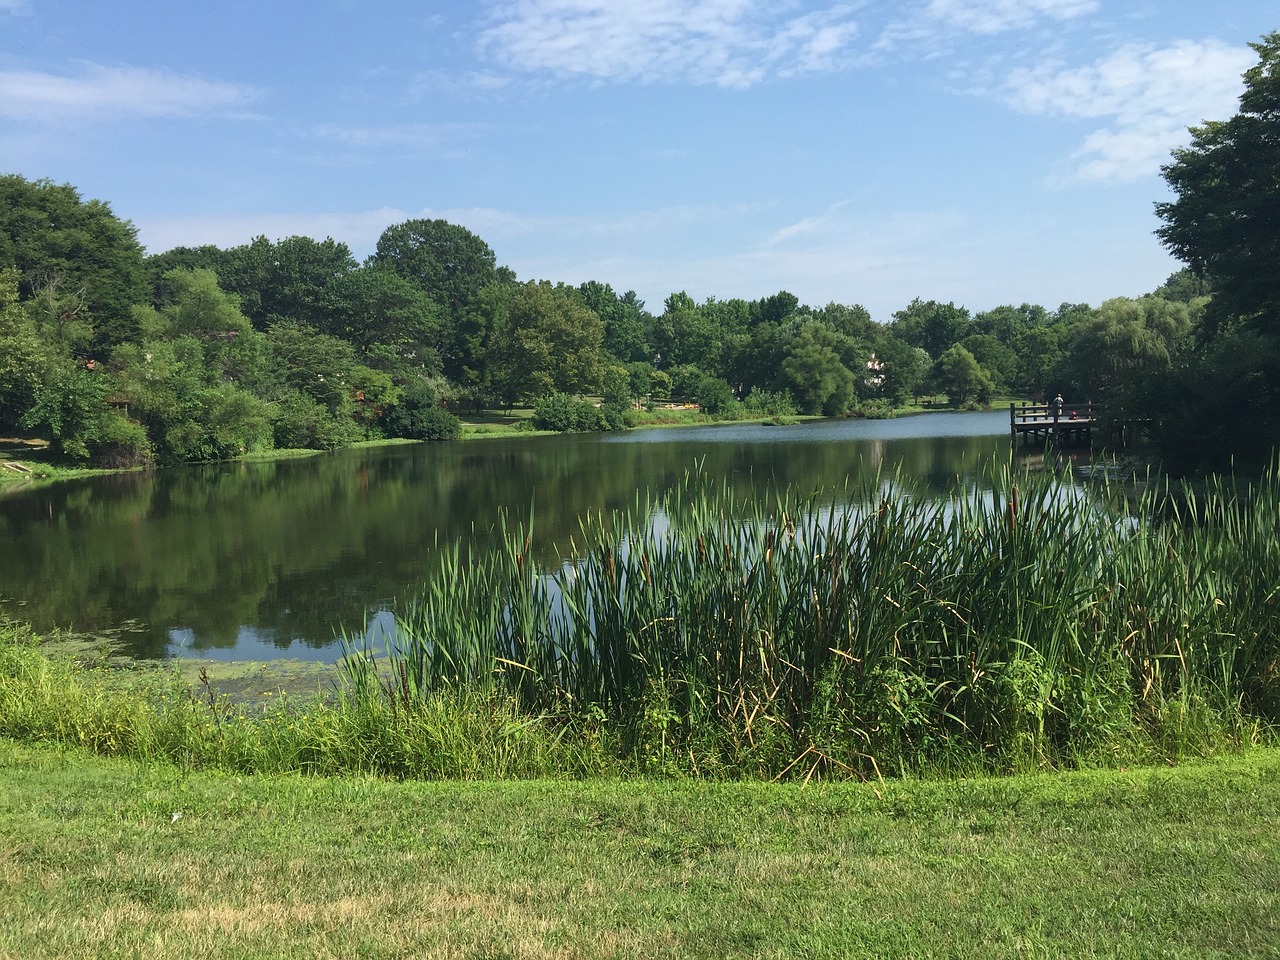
[1,738,1277,958]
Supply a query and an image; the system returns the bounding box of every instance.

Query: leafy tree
[217,235,358,331]
[265,320,361,415]
[1152,267,1212,304]
[1141,329,1280,470]
[486,282,603,403]
[329,265,441,362]
[145,245,229,302]
[649,292,721,370]
[934,344,994,408]
[780,325,856,416]
[749,290,799,327]
[808,301,875,341]
[598,362,633,410]
[370,220,504,379]
[724,321,787,398]
[580,281,651,363]
[383,380,460,440]
[0,175,148,354]
[1061,297,1194,407]
[868,336,931,405]
[959,334,1018,392]
[890,299,972,359]
[19,362,109,460]
[1156,32,1280,335]
[972,303,1049,347]
[695,375,737,417]
[531,392,610,432]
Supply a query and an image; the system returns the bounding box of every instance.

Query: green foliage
[347,465,1280,778]
[0,174,148,354]
[93,409,154,468]
[779,323,857,415]
[383,381,462,441]
[868,337,930,404]
[598,362,633,409]
[1141,329,1280,471]
[934,343,995,407]
[271,391,362,450]
[891,298,973,359]
[213,235,358,331]
[694,374,736,417]
[19,363,109,461]
[740,388,798,418]
[1061,296,1194,408]
[531,392,614,433]
[649,291,723,371]
[0,268,47,427]
[1156,32,1280,335]
[580,280,652,363]
[487,282,604,403]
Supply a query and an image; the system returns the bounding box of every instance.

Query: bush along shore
[3,462,1279,781]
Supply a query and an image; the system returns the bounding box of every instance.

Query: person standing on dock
[1052,394,1064,420]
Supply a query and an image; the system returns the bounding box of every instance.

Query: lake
[0,410,1086,661]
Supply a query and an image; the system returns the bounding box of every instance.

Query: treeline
[1,28,1277,472]
[0,173,1206,469]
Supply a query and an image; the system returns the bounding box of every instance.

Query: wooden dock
[1010,401,1101,446]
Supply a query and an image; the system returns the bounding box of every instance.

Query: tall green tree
[1156,31,1280,335]
[487,282,604,404]
[890,299,972,359]
[216,235,358,331]
[1060,297,1194,408]
[933,344,994,408]
[579,281,651,363]
[779,323,856,416]
[0,175,148,353]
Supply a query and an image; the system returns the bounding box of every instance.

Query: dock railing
[1010,400,1102,444]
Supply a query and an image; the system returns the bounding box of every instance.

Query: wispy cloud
[1001,40,1254,182]
[876,0,1097,58]
[0,0,33,13]
[921,0,1098,36]
[0,63,256,120]
[478,1,863,88]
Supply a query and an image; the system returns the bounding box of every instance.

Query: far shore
[0,394,1001,491]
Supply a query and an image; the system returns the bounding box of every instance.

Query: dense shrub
[384,383,461,440]
[532,392,613,433]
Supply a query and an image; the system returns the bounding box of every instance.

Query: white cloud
[1002,40,1254,182]
[478,0,862,87]
[923,0,1098,35]
[0,0,32,13]
[0,63,256,120]
[877,0,1097,54]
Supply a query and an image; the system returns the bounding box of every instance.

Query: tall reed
[343,461,1280,777]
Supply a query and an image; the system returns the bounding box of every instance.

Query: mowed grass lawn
[1,741,1277,959]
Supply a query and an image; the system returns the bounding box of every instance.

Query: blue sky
[2,1,1274,321]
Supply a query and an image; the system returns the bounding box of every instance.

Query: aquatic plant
[342,461,1280,777]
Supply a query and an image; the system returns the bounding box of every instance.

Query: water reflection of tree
[0,425,1014,658]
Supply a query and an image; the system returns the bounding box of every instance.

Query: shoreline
[0,397,1000,491]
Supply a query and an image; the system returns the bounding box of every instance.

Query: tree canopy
[1156,31,1280,335]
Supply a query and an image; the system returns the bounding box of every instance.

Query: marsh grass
[0,623,611,779]
[345,460,1280,778]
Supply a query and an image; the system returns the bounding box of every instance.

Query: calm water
[0,411,1083,661]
